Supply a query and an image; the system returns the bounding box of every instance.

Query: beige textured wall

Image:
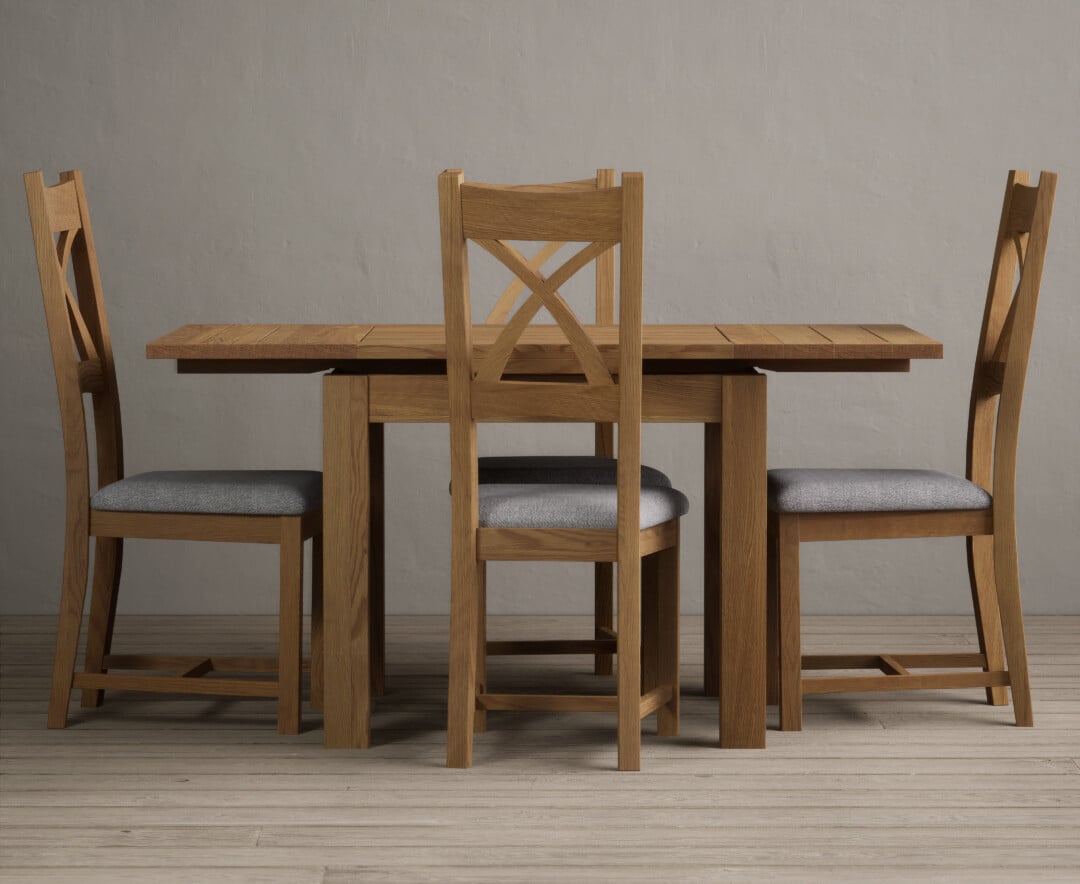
[2,0,1078,615]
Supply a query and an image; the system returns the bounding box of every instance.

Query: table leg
[322,373,372,749]
[718,373,768,748]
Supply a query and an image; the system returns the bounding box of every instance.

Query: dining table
[146,322,942,750]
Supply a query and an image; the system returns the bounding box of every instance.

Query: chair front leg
[594,562,614,675]
[369,423,386,697]
[310,534,324,710]
[766,523,779,707]
[641,553,660,694]
[446,550,480,768]
[616,551,642,772]
[277,518,304,735]
[776,515,802,732]
[656,526,680,737]
[967,534,1009,706]
[80,536,123,708]
[474,562,487,734]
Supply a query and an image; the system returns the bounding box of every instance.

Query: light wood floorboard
[1,615,1078,882]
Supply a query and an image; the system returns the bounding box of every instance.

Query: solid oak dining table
[147,322,942,750]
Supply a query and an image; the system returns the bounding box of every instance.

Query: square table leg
[705,373,768,748]
[322,373,372,748]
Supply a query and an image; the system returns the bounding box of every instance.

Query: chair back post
[594,168,618,457]
[966,171,1056,516]
[616,172,645,580]
[438,167,480,599]
[24,169,125,508]
[991,172,1056,522]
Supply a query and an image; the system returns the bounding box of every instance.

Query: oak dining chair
[439,169,688,771]
[25,169,323,735]
[767,170,1057,730]
[476,169,672,678]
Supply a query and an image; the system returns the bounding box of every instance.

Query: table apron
[365,374,730,423]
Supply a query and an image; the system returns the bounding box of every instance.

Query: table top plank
[148,323,942,367]
[149,324,375,359]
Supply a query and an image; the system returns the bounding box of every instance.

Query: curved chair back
[438,168,644,551]
[966,171,1056,519]
[25,170,124,522]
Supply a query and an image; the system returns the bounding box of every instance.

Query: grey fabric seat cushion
[767,469,992,514]
[479,456,671,488]
[91,471,322,516]
[478,483,689,530]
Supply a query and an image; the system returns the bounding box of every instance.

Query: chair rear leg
[80,537,123,708]
[48,526,90,728]
[594,563,614,675]
[310,534,324,710]
[474,562,487,734]
[656,530,680,737]
[777,515,802,732]
[967,534,1009,706]
[277,519,304,735]
[993,526,1033,726]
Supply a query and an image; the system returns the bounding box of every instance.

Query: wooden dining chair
[767,170,1057,730]
[477,168,672,678]
[439,170,688,770]
[25,169,323,735]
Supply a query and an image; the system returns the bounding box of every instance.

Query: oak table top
[147,323,942,373]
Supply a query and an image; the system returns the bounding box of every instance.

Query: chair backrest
[25,170,124,515]
[966,170,1056,514]
[438,168,644,540]
[484,169,619,460]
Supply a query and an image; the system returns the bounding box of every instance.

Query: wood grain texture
[718,373,768,749]
[26,170,318,734]
[768,171,1057,733]
[440,170,480,768]
[4,613,1078,881]
[438,171,678,770]
[277,519,304,735]
[149,323,940,367]
[321,373,372,749]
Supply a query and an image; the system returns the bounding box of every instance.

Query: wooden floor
[1,614,1078,882]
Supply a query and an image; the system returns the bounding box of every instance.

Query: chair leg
[310,534,324,710]
[776,515,802,732]
[641,553,660,695]
[474,562,487,734]
[967,534,1009,706]
[766,523,779,707]
[447,550,480,768]
[993,525,1033,726]
[617,552,642,772]
[369,423,386,698]
[277,519,304,735]
[594,562,614,675]
[79,537,123,708]
[47,523,90,728]
[656,531,680,737]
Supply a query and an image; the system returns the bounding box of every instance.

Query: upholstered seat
[479,455,671,487]
[91,470,322,516]
[767,468,991,514]
[478,483,689,530]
